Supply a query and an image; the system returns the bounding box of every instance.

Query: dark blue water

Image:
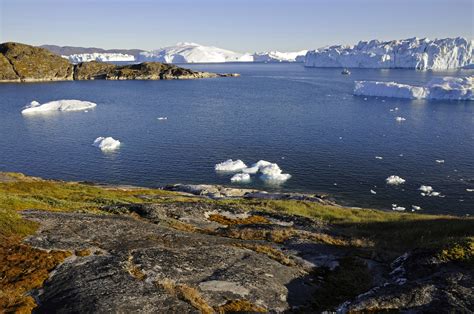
[0,64,472,216]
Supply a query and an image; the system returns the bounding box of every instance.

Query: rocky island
[0,42,236,82]
[0,172,472,313]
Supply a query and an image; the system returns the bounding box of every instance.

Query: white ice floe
[467,189,474,192]
[259,162,292,183]
[157,117,168,120]
[305,37,473,70]
[370,189,377,194]
[230,173,251,183]
[419,185,443,197]
[21,100,97,114]
[375,156,383,160]
[411,205,422,211]
[354,76,473,100]
[93,137,121,152]
[392,204,406,211]
[215,159,247,172]
[395,116,406,122]
[435,159,445,163]
[386,175,406,185]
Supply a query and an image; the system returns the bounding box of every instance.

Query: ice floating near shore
[370,189,377,195]
[395,117,406,122]
[435,159,445,164]
[386,175,406,185]
[392,204,406,211]
[230,173,251,183]
[93,137,121,152]
[21,100,97,114]
[419,185,443,197]
[354,77,473,100]
[217,159,291,183]
[411,205,422,211]
[375,156,383,160]
[215,159,247,172]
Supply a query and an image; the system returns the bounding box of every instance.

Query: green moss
[0,208,37,237]
[438,238,474,265]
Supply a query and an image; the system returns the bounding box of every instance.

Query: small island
[0,42,237,83]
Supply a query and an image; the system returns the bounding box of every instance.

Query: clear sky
[0,0,472,52]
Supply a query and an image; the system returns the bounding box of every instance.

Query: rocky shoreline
[1,172,472,313]
[0,42,238,83]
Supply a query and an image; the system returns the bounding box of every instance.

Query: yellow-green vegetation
[232,243,295,266]
[157,279,214,314]
[208,213,270,225]
[438,237,474,266]
[215,300,267,313]
[0,172,192,214]
[217,198,474,259]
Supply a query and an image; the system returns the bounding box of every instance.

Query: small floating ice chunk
[215,159,247,172]
[435,159,445,164]
[230,173,251,183]
[467,189,474,192]
[391,204,406,211]
[386,175,406,185]
[370,189,377,194]
[395,116,406,122]
[375,156,383,160]
[157,117,168,120]
[22,99,97,114]
[411,205,422,211]
[93,137,121,152]
[419,185,433,193]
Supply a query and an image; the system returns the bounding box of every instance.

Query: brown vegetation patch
[215,299,267,313]
[75,249,91,257]
[221,226,296,243]
[125,255,147,281]
[232,243,295,267]
[0,237,71,313]
[208,214,270,226]
[157,279,214,314]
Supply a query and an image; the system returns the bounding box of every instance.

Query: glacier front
[354,76,473,100]
[305,37,473,70]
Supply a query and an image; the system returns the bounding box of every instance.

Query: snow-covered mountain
[305,37,473,70]
[64,53,135,63]
[252,50,308,63]
[138,42,253,63]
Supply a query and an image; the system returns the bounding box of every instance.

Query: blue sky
[0,0,472,52]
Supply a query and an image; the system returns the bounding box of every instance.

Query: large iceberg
[21,100,97,114]
[305,37,473,70]
[354,76,473,100]
[64,53,135,63]
[252,50,308,63]
[138,42,253,63]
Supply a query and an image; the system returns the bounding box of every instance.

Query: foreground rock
[20,198,473,313]
[0,42,237,82]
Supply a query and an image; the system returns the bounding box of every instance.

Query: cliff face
[0,42,232,82]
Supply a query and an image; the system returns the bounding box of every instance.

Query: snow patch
[21,100,97,114]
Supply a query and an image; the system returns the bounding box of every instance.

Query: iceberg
[230,173,251,183]
[305,37,473,70]
[138,42,253,63]
[215,159,247,172]
[93,137,121,152]
[354,76,473,100]
[64,53,135,63]
[386,175,406,185]
[252,50,308,63]
[21,100,97,114]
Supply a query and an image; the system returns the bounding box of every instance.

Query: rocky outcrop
[0,42,237,82]
[0,42,74,82]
